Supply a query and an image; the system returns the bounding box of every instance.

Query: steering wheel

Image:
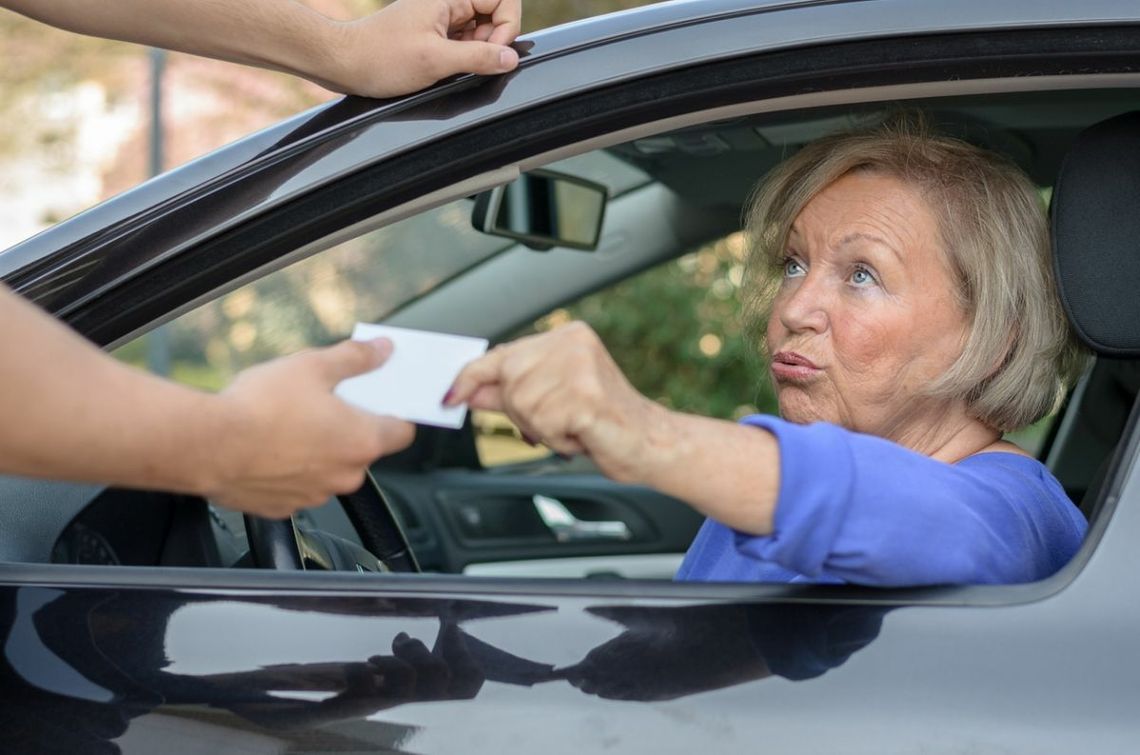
[243,470,419,573]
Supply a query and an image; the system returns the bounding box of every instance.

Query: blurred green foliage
[532,234,779,421]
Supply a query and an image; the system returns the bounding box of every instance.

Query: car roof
[0,0,844,277]
[3,0,1139,311]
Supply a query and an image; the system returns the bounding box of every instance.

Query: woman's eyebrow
[837,231,903,262]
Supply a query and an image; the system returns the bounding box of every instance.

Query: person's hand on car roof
[327,0,523,98]
[209,338,416,518]
[1,0,522,99]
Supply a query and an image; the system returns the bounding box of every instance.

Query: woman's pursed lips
[771,351,823,382]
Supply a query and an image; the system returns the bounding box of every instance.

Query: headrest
[1053,111,1140,357]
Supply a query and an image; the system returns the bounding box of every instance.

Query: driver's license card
[334,323,488,429]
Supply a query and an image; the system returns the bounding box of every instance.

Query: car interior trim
[463,553,686,580]
[511,73,1140,177]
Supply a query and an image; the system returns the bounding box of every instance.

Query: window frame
[5,27,1140,608]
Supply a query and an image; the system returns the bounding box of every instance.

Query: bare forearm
[2,0,342,88]
[633,406,781,535]
[4,0,522,98]
[0,286,224,494]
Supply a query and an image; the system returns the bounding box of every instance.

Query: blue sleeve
[733,416,1087,586]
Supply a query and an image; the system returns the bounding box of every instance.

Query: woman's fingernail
[441,388,455,406]
[521,433,538,446]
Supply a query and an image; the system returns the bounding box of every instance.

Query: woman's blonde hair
[742,114,1087,432]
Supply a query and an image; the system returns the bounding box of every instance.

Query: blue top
[675,415,1087,586]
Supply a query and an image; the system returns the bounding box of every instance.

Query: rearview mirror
[472,169,608,251]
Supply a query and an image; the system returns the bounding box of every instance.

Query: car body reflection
[0,587,886,751]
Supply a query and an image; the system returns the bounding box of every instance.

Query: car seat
[1050,110,1140,523]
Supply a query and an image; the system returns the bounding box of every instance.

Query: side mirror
[472,169,608,251]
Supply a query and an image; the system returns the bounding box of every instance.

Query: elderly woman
[444,118,1089,586]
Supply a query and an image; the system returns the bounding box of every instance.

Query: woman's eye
[850,267,876,286]
[783,258,806,278]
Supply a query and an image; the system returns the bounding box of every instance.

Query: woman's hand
[445,323,666,483]
[448,322,781,535]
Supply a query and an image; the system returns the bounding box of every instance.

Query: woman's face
[765,171,969,442]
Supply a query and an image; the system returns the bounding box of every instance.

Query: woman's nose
[775,274,829,334]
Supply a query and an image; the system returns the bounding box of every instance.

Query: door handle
[532,494,632,542]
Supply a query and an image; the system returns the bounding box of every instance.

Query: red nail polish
[441,388,454,406]
[522,433,538,446]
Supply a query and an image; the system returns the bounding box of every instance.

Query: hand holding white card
[334,323,488,429]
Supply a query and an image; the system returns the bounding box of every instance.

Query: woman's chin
[781,409,817,425]
[776,394,832,426]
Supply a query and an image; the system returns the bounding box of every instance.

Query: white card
[334,323,488,429]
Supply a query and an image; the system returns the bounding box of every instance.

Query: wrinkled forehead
[788,169,944,247]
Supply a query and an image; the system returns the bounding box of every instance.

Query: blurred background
[0,0,777,463]
[0,1,660,248]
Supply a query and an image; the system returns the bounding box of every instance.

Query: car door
[5,2,1140,753]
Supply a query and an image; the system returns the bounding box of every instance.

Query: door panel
[376,468,704,576]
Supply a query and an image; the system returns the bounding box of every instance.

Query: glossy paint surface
[1,468,1138,755]
[0,434,1136,752]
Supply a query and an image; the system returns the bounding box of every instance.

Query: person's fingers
[433,623,485,699]
[366,654,417,696]
[485,22,517,47]
[214,490,324,520]
[432,37,518,77]
[495,368,560,437]
[469,22,491,42]
[463,384,504,411]
[499,350,566,412]
[329,415,413,473]
[393,632,433,661]
[471,0,522,45]
[513,387,589,457]
[326,464,367,495]
[309,338,394,387]
[444,345,511,406]
[449,17,476,39]
[501,380,583,458]
[343,661,384,696]
[376,416,417,455]
[393,632,451,697]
